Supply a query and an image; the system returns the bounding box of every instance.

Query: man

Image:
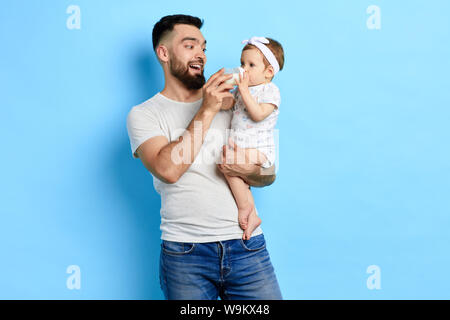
[126,14,282,300]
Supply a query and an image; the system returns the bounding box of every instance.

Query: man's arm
[136,106,216,184]
[137,70,234,184]
[220,96,235,111]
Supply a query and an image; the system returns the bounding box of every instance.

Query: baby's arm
[235,71,276,122]
[239,89,276,122]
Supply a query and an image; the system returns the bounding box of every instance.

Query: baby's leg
[240,148,267,240]
[224,175,254,230]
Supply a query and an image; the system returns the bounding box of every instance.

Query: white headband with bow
[242,36,280,75]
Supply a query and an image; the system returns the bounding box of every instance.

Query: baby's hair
[243,38,285,75]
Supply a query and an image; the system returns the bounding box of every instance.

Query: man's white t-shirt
[126,93,262,243]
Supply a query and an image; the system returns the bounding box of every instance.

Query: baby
[221,36,284,240]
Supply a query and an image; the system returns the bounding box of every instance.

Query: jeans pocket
[162,240,196,255]
[240,234,266,252]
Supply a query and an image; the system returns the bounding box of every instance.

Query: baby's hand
[236,70,250,93]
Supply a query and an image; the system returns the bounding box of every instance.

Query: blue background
[1,0,449,299]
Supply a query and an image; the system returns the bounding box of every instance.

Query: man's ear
[156,45,170,63]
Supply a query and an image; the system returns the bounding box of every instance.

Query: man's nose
[195,49,206,62]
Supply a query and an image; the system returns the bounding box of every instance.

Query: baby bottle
[224,67,244,85]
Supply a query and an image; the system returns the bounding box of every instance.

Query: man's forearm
[157,106,217,182]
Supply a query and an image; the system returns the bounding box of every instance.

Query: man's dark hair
[152,14,204,51]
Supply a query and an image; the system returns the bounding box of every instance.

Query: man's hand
[202,68,235,113]
[217,138,276,187]
[220,96,235,111]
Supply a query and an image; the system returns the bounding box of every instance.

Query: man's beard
[169,56,205,90]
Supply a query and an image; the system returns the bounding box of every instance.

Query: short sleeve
[258,83,281,108]
[126,106,165,159]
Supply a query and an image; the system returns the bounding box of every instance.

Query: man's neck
[161,76,203,103]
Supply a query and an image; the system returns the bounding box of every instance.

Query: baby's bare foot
[243,210,262,240]
[238,203,254,231]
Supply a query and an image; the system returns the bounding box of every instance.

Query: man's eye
[203,48,207,52]
[186,45,193,49]
[250,63,255,67]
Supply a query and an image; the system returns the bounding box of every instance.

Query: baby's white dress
[229,82,280,168]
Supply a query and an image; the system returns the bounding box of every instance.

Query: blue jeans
[159,234,282,300]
